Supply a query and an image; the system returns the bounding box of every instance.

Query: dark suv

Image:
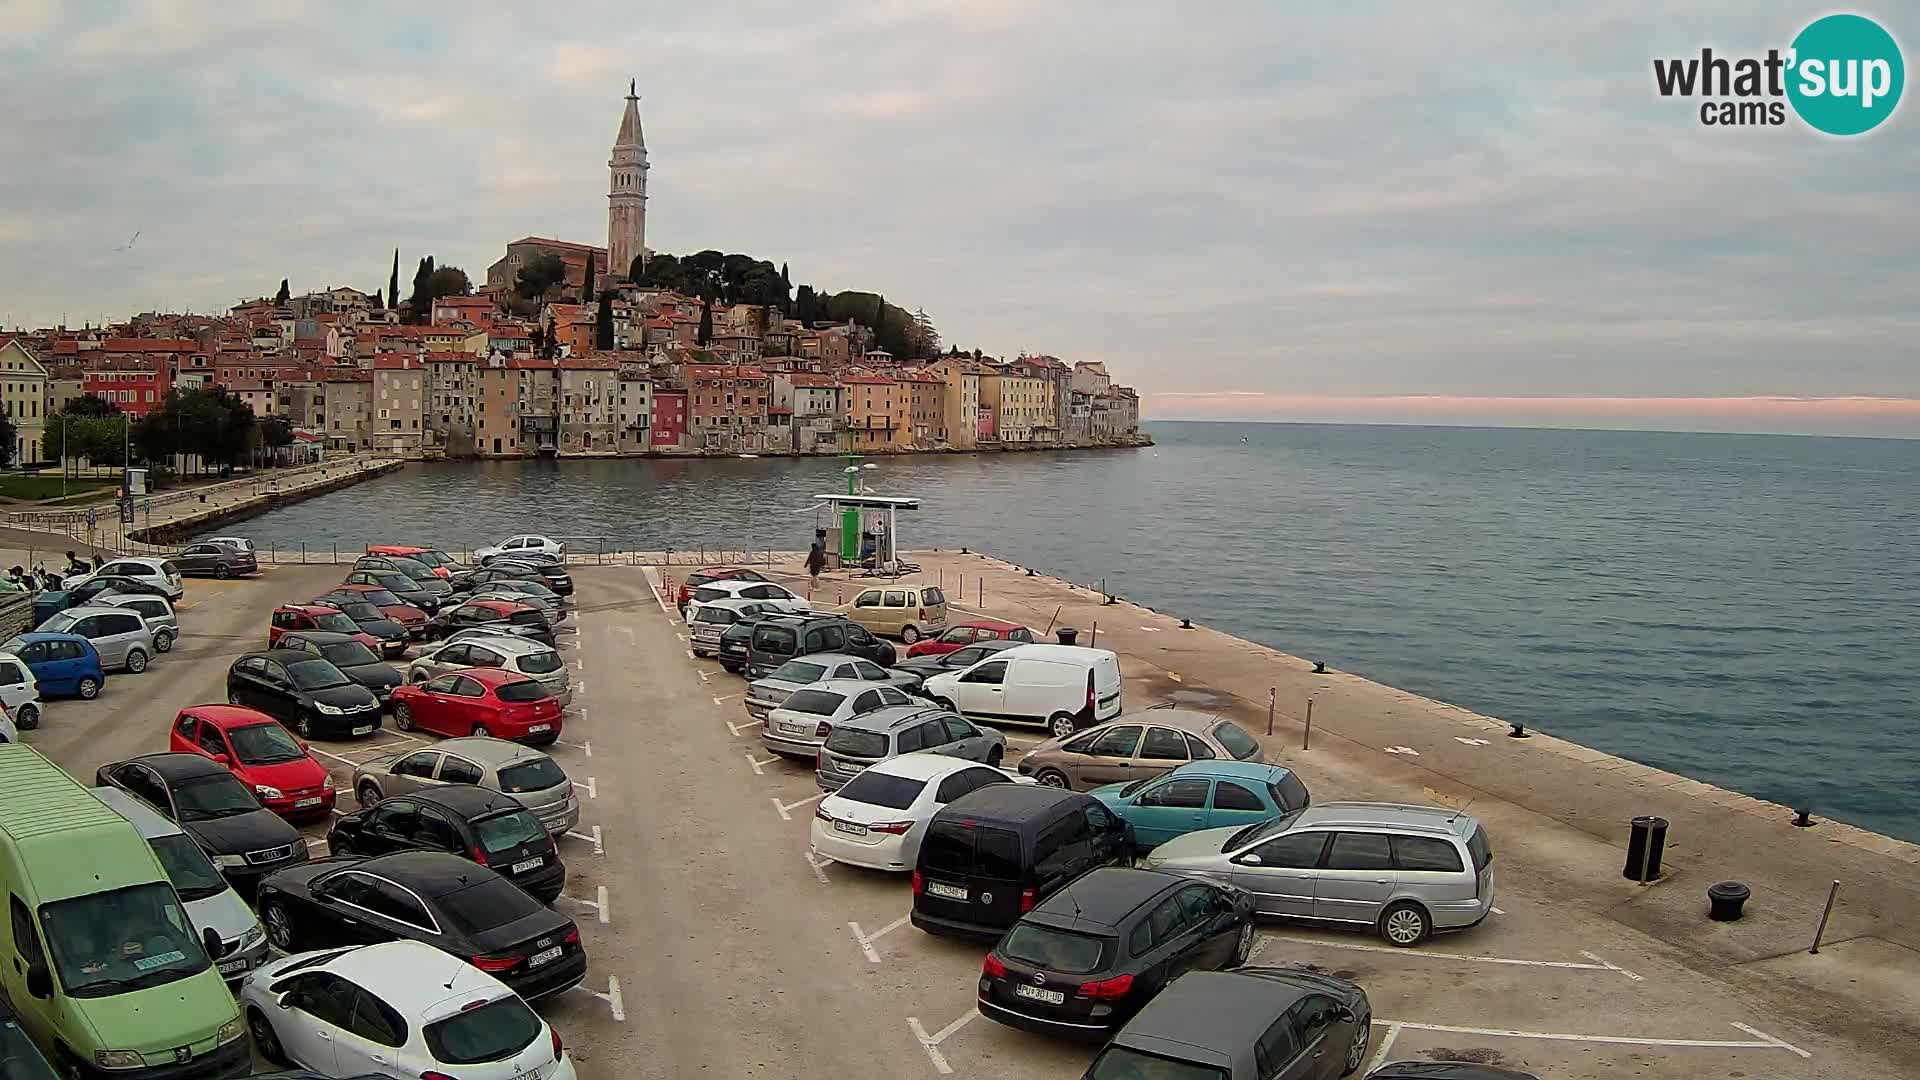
[745,615,896,678]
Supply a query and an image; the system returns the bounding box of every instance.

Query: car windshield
[436,876,544,936]
[418,550,455,567]
[373,574,413,592]
[390,560,434,580]
[474,809,548,856]
[495,680,550,703]
[172,774,261,820]
[508,610,547,628]
[1225,809,1305,852]
[824,727,891,758]
[1001,923,1112,975]
[229,723,306,765]
[320,641,381,667]
[779,689,845,716]
[1211,722,1261,760]
[334,601,383,621]
[836,771,925,810]
[769,660,827,684]
[1087,1046,1227,1080]
[287,659,352,690]
[38,882,211,998]
[358,589,404,606]
[38,613,77,633]
[312,612,361,634]
[0,1015,57,1080]
[423,995,542,1065]
[516,650,562,674]
[147,834,229,902]
[498,757,567,793]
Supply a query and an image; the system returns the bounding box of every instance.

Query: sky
[2,2,1916,436]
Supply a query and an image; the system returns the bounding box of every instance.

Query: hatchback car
[912,784,1131,939]
[275,631,405,703]
[906,618,1035,658]
[0,651,43,730]
[353,556,455,604]
[688,598,777,657]
[241,939,579,1080]
[468,581,565,620]
[227,649,384,739]
[480,558,574,596]
[746,653,923,721]
[1094,761,1312,851]
[675,566,769,613]
[351,737,579,836]
[426,598,555,645]
[108,593,180,652]
[68,555,185,601]
[1141,802,1496,946]
[450,563,556,596]
[328,786,565,903]
[810,754,1025,872]
[343,569,442,612]
[36,604,155,672]
[390,668,563,745]
[894,639,1021,680]
[816,705,1006,791]
[839,583,949,643]
[1083,968,1372,1080]
[331,584,429,637]
[476,534,564,564]
[307,596,412,657]
[687,579,812,621]
[169,705,338,821]
[95,752,310,889]
[1019,707,1267,790]
[368,543,459,579]
[255,851,587,1000]
[744,614,898,677]
[979,867,1256,1040]
[174,541,258,578]
[1,631,106,699]
[410,637,570,703]
[270,604,384,652]
[762,678,916,759]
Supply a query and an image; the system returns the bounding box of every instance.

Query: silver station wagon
[350,736,580,836]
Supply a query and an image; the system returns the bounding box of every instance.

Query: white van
[922,643,1123,738]
[91,786,270,983]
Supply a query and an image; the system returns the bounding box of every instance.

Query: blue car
[1091,760,1312,851]
[1,632,108,699]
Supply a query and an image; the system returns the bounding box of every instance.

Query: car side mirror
[1336,1005,1357,1024]
[213,754,229,766]
[25,963,51,999]
[1236,853,1263,866]
[202,926,222,960]
[275,990,296,1011]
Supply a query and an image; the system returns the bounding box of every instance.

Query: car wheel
[900,625,921,644]
[721,662,742,673]
[1047,712,1079,739]
[933,696,955,712]
[225,688,240,705]
[1034,768,1069,788]
[357,782,381,809]
[214,564,230,580]
[295,714,315,739]
[124,649,148,674]
[393,704,415,731]
[16,703,38,730]
[261,901,297,952]
[472,723,492,738]
[248,1007,290,1067]
[78,677,101,700]
[1380,901,1430,947]
[1341,1013,1372,1075]
[985,745,1004,767]
[153,630,174,653]
[1232,920,1254,967]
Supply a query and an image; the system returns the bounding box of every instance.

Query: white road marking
[1260,934,1641,979]
[907,1011,980,1075]
[308,747,365,767]
[617,625,637,640]
[383,733,426,746]
[1492,906,1506,915]
[849,913,912,964]
[1382,1020,1810,1057]
[676,633,686,642]
[773,793,825,821]
[1578,949,1644,982]
[562,886,611,924]
[573,978,627,1022]
[564,825,604,854]
[555,738,592,756]
[727,719,762,737]
[745,752,778,775]
[1455,737,1491,746]
[1139,627,1161,632]
[1729,1022,1812,1058]
[571,657,584,671]
[696,669,712,683]
[1168,672,1182,682]
[712,692,744,704]
[685,649,695,660]
[1366,1023,1402,1073]
[1384,745,1420,755]
[573,777,596,799]
[805,851,831,884]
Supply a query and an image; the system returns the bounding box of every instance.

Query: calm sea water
[215,423,1920,841]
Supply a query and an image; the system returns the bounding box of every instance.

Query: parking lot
[8,560,1880,1078]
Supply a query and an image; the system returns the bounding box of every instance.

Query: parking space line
[571,977,627,1022]
[696,669,712,683]
[1258,934,1642,980]
[907,1011,979,1076]
[772,793,825,821]
[849,913,911,964]
[564,825,604,854]
[685,649,695,659]
[308,747,361,767]
[1366,1022,1401,1073]
[1381,1020,1811,1057]
[745,752,779,775]
[1729,1022,1812,1057]
[727,719,761,737]
[573,777,596,799]
[562,886,610,924]
[712,692,744,704]
[804,851,831,884]
[1578,949,1644,982]
[555,738,592,756]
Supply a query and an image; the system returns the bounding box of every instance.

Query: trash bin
[1624,815,1668,881]
[1707,881,1750,921]
[1056,628,1079,646]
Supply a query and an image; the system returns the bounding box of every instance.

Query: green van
[0,745,249,1079]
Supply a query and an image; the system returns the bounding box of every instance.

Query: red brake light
[815,751,824,771]
[1020,887,1037,912]
[869,821,914,835]
[1077,973,1134,999]
[911,870,924,895]
[551,1024,564,1061]
[471,954,519,972]
[815,721,832,738]
[563,926,580,945]
[982,954,1007,979]
[1086,671,1095,712]
[423,1072,457,1080]
[470,845,489,866]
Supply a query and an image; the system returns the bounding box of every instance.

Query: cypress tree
[275,279,289,304]
[583,253,597,303]
[697,297,713,346]
[595,294,615,350]
[387,249,400,310]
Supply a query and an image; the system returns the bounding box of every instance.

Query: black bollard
[1056,628,1078,646]
[1793,807,1815,828]
[1508,720,1530,739]
[1180,617,1192,629]
[1707,881,1751,921]
[1625,816,1669,882]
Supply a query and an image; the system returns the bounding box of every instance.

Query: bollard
[977,579,983,608]
[1707,881,1751,921]
[1180,617,1192,629]
[1809,880,1840,953]
[1311,660,1326,674]
[1266,688,1276,736]
[1793,807,1815,828]
[1509,720,1530,739]
[301,543,306,564]
[1304,697,1315,749]
[1625,816,1668,883]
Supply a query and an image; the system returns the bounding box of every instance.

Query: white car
[687,598,776,656]
[811,753,1033,872]
[409,637,572,706]
[241,939,577,1080]
[205,536,255,553]
[476,534,563,565]
[65,555,185,602]
[0,704,17,744]
[0,650,42,730]
[763,678,916,759]
[685,579,813,622]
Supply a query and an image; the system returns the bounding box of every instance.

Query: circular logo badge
[980,892,993,905]
[1788,14,1905,135]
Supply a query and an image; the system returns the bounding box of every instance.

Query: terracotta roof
[558,356,619,370]
[371,355,422,370]
[838,374,896,385]
[787,373,840,388]
[687,365,769,380]
[104,338,197,352]
[767,405,793,415]
[508,236,607,256]
[425,351,476,364]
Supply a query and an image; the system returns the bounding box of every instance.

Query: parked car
[676,566,768,613]
[242,939,578,1079]
[763,678,917,760]
[744,613,897,677]
[839,583,949,643]
[343,569,443,612]
[475,534,564,564]
[254,850,587,999]
[0,651,42,730]
[174,541,258,578]
[923,643,1124,738]
[169,705,337,821]
[353,555,454,603]
[390,668,563,745]
[92,785,271,983]
[811,754,1028,872]
[451,563,556,595]
[36,604,156,673]
[912,783,1131,939]
[688,598,777,657]
[1141,802,1496,946]
[687,579,813,621]
[204,535,255,553]
[746,653,924,721]
[485,558,574,596]
[426,598,555,645]
[308,596,412,657]
[446,624,555,649]
[894,639,1021,680]
[351,737,579,836]
[1018,707,1269,790]
[816,705,1007,791]
[1093,761,1312,851]
[108,593,180,652]
[64,555,184,601]
[367,543,458,579]
[330,584,429,637]
[274,631,405,704]
[468,581,565,619]
[271,604,383,650]
[714,605,789,671]
[227,649,384,739]
[94,752,309,890]
[978,867,1256,1040]
[328,786,565,903]
[409,637,571,705]
[906,618,1035,658]
[1083,968,1372,1080]
[1,632,106,699]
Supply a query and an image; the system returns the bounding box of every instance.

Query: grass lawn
[0,474,122,501]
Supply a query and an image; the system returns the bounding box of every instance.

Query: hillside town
[0,85,1144,464]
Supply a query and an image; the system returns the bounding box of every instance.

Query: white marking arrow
[1455,737,1491,746]
[1384,746,1420,756]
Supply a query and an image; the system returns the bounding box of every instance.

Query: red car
[269,605,386,654]
[676,566,769,613]
[904,618,1038,658]
[332,583,429,637]
[367,544,458,580]
[388,667,563,746]
[167,705,337,821]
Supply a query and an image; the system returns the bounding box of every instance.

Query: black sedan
[308,596,411,657]
[352,556,455,604]
[327,786,565,903]
[255,850,588,1000]
[227,649,383,739]
[342,569,442,613]
[486,558,574,596]
[274,631,405,705]
[979,867,1255,1041]
[894,639,1022,680]
[95,752,308,890]
[451,564,563,597]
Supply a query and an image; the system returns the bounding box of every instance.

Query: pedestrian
[805,535,827,590]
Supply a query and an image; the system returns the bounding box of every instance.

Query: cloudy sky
[3,2,1915,435]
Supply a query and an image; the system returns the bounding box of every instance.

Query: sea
[213,422,1920,843]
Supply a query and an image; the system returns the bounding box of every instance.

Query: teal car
[1091,760,1311,851]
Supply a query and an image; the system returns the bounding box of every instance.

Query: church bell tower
[607,80,649,283]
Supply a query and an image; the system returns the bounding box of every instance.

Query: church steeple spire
[608,79,650,282]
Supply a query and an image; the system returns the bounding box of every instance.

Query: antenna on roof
[1446,798,1475,824]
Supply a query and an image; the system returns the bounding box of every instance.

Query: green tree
[582,252,597,303]
[275,279,290,304]
[259,415,294,456]
[697,296,713,346]
[0,410,16,467]
[595,294,615,350]
[66,393,121,417]
[514,254,567,301]
[388,248,400,311]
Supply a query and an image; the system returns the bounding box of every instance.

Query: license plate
[927,881,968,900]
[217,959,247,976]
[1015,983,1065,1005]
[527,723,552,733]
[528,945,563,968]
[294,797,322,808]
[512,856,545,874]
[832,820,868,837]
[779,723,809,735]
[351,724,374,735]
